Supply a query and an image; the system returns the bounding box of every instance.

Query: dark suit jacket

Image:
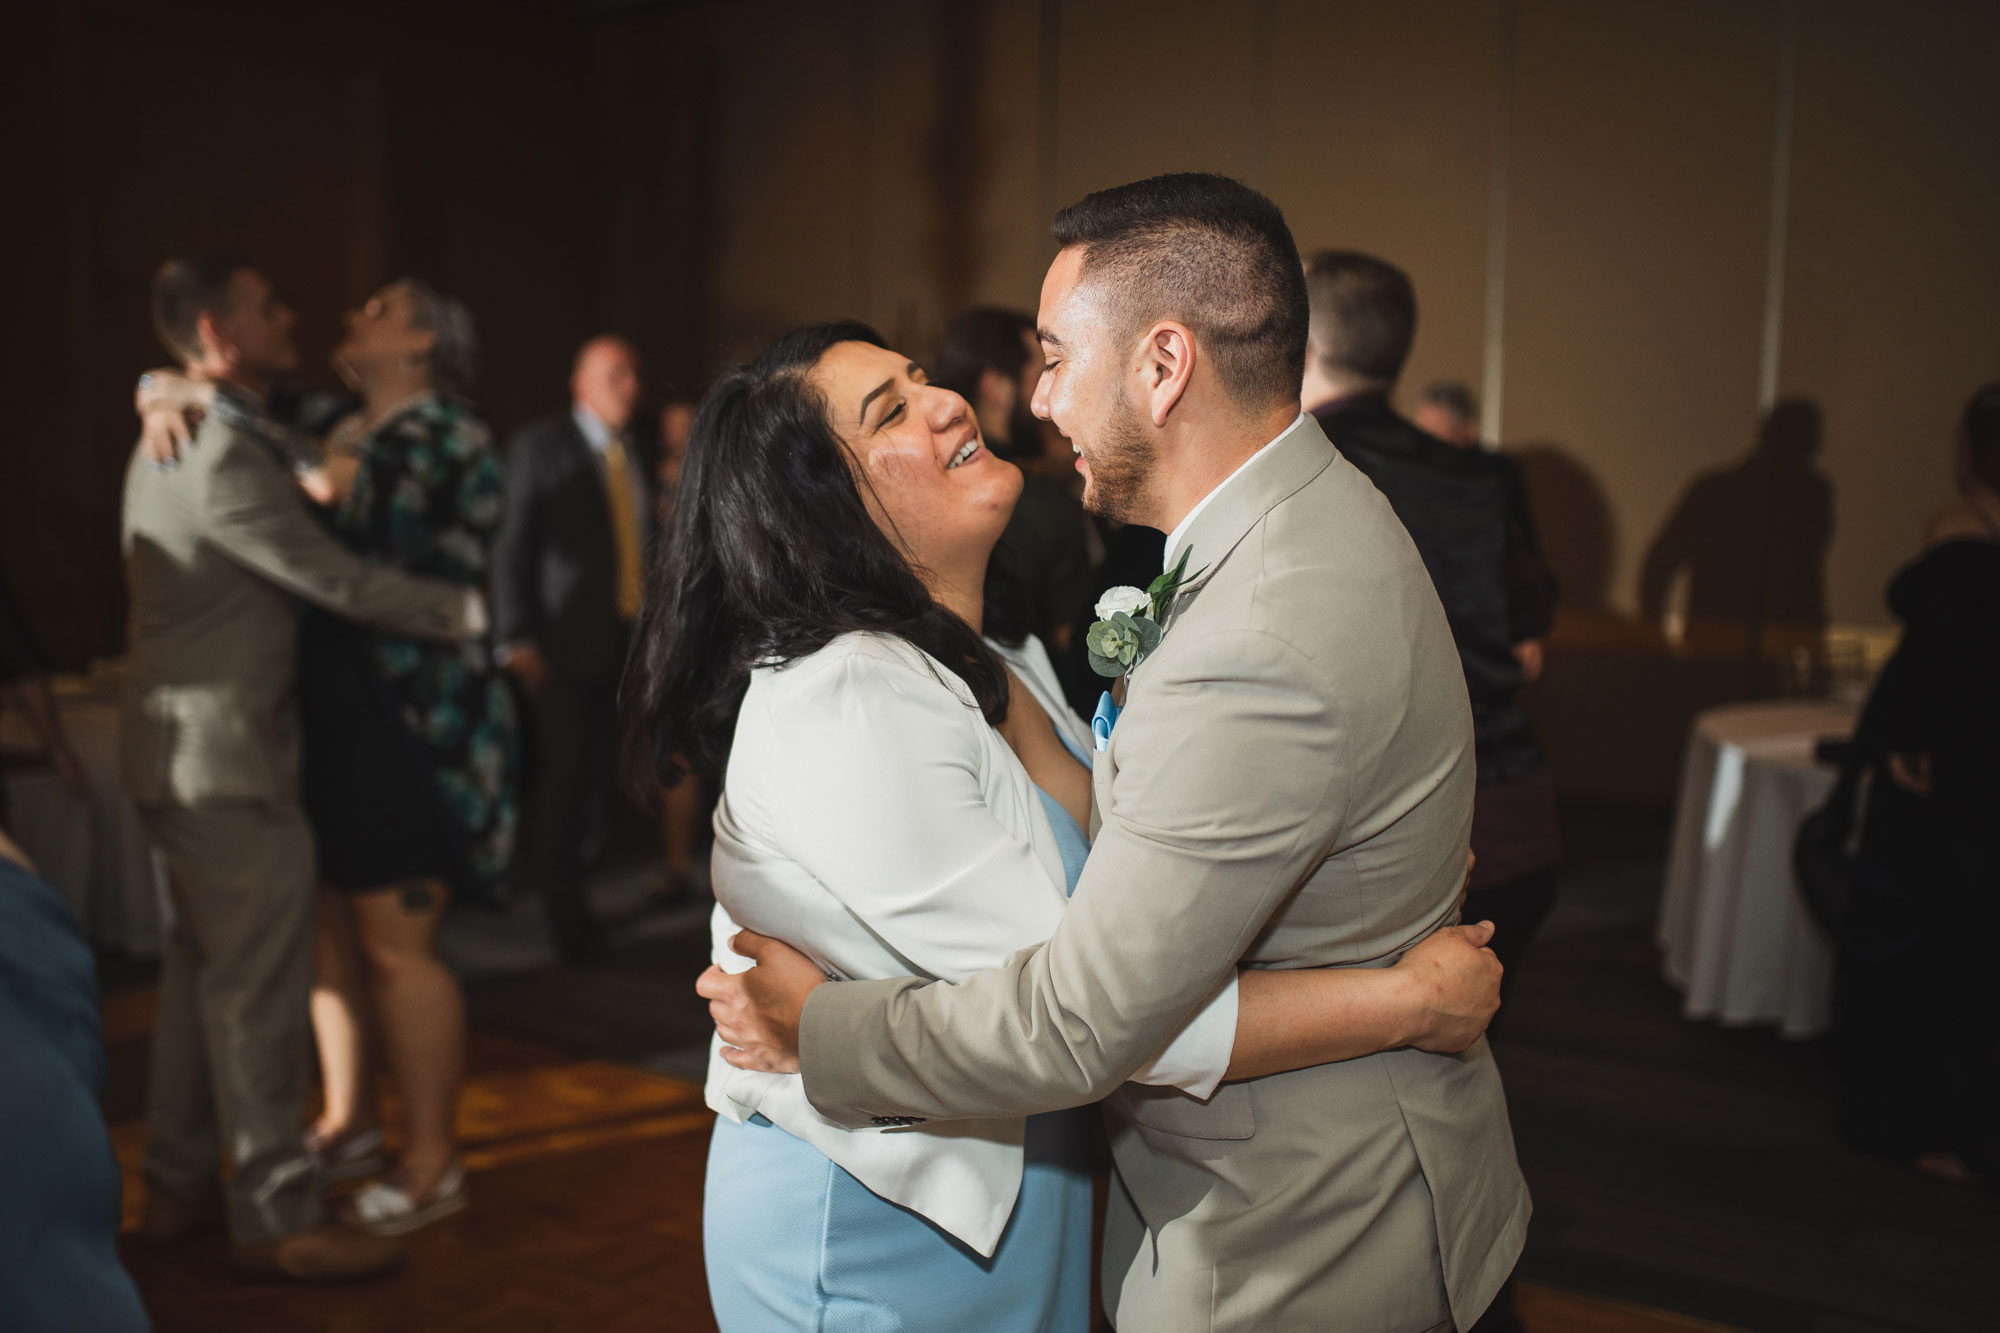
[1313,392,1548,784]
[495,413,653,682]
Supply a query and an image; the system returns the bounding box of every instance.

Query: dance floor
[101,990,1728,1332]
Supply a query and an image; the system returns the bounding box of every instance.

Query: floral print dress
[328,394,519,899]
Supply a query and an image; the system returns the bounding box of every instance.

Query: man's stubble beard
[1079,390,1158,525]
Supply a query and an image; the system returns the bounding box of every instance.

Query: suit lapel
[1163,414,1336,628]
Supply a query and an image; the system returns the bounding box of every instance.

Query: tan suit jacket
[120,412,473,808]
[800,415,1529,1331]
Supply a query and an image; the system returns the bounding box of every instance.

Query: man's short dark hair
[1966,381,2000,492]
[150,253,252,365]
[1052,173,1308,408]
[1304,251,1417,386]
[931,307,1037,405]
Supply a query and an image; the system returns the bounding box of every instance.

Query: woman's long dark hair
[626,321,1027,793]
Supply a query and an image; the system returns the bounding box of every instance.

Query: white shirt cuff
[1127,973,1238,1099]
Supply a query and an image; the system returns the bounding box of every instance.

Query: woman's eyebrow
[858,378,895,421]
[856,364,920,421]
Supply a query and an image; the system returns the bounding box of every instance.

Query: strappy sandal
[342,1163,468,1237]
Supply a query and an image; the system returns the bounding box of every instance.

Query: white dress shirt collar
[1163,412,1308,570]
[572,402,614,452]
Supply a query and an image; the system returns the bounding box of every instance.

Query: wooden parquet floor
[102,988,1731,1333]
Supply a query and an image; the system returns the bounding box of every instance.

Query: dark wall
[7,0,714,669]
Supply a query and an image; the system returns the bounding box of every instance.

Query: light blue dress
[703,731,1098,1332]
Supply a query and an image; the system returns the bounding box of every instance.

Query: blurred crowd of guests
[0,230,1992,1326]
[95,257,713,1287]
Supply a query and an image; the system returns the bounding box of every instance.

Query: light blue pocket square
[1092,691,1121,752]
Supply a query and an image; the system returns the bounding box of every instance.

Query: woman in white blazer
[630,323,1502,1332]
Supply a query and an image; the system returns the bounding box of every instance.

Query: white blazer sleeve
[756,646,1234,1095]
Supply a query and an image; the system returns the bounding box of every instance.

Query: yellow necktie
[603,435,643,621]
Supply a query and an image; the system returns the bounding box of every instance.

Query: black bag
[1793,745,1915,959]
[1793,759,1868,943]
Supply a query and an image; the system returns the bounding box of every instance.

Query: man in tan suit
[707,176,1529,1330]
[123,256,480,1281]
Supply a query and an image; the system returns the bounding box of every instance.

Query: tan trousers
[139,801,322,1244]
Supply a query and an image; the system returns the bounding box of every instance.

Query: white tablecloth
[1657,701,1857,1040]
[3,684,171,955]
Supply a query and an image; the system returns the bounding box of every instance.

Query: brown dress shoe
[138,1185,222,1246]
[231,1224,406,1284]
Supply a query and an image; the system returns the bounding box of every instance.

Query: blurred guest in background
[1302,253,1561,1011]
[1414,380,1482,448]
[297,280,516,1236]
[1303,250,1558,1333]
[123,256,477,1282]
[497,336,652,960]
[0,570,87,825]
[656,398,695,526]
[1837,381,2000,1186]
[0,827,150,1331]
[933,307,1094,655]
[653,398,704,906]
[1411,379,1556,684]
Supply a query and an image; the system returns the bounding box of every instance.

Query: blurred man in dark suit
[1416,379,1555,685]
[496,336,651,961]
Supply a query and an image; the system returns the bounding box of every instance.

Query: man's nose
[1030,369,1053,421]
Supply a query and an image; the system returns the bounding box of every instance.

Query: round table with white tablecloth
[1657,700,1858,1040]
[1,674,171,955]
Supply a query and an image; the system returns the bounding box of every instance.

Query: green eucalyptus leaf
[1088,647,1125,678]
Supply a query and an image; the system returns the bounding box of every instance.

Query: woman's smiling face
[809,339,1023,572]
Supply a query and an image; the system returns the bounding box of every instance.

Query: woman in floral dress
[297,279,518,1235]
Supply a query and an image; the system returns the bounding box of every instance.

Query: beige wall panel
[1053,0,1263,204]
[1503,0,1781,618]
[854,0,949,354]
[1269,0,1501,412]
[1778,0,2000,624]
[962,0,1054,315]
[707,1,863,367]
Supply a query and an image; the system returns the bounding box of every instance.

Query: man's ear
[1138,321,1195,427]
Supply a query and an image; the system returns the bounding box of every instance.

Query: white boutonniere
[1085,545,1200,680]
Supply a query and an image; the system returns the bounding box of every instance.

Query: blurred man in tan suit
[123,256,480,1282]
[706,176,1529,1331]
